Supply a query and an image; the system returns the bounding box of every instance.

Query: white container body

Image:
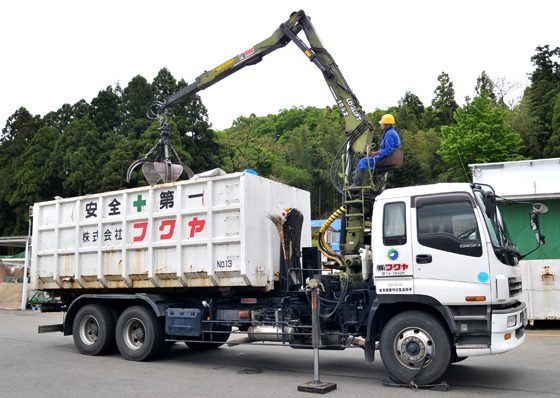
[520,259,560,321]
[470,158,560,200]
[31,173,311,292]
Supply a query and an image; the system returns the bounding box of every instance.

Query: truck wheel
[186,325,231,351]
[72,304,116,356]
[116,306,164,361]
[380,311,451,385]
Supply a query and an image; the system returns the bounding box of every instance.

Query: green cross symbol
[133,194,146,212]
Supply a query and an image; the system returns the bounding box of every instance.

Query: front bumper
[455,302,527,358]
[490,302,527,354]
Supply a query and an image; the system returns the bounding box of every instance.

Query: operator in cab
[351,113,402,186]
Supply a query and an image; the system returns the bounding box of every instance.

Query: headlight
[507,315,516,328]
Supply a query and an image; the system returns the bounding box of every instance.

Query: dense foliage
[1,45,559,235]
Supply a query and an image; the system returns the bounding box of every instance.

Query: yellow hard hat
[380,114,395,125]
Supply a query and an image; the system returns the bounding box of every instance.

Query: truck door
[373,199,415,295]
[411,193,491,304]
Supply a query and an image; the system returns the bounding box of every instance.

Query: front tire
[72,304,116,356]
[380,311,451,385]
[116,306,164,361]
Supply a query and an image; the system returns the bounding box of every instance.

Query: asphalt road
[1,309,560,398]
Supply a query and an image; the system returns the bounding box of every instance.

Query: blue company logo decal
[477,272,489,283]
[387,248,399,261]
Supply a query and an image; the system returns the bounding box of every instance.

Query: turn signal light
[465,296,487,302]
[504,333,512,340]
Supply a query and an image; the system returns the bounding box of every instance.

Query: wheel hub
[405,340,421,356]
[79,315,100,345]
[394,327,434,369]
[124,318,146,350]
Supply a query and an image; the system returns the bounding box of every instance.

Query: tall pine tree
[429,72,458,130]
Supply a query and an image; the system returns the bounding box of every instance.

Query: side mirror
[530,206,546,245]
[520,202,547,259]
[532,203,549,214]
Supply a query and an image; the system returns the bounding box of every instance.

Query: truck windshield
[473,190,519,268]
[474,191,503,247]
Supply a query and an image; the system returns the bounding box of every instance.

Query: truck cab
[373,183,527,365]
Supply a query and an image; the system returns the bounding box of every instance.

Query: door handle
[416,254,432,264]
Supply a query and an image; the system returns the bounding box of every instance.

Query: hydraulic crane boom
[127,10,379,269]
[164,10,373,148]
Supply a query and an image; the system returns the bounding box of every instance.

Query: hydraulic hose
[318,206,346,268]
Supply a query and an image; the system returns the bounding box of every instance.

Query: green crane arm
[163,10,374,174]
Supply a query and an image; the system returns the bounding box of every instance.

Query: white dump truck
[33,175,539,385]
[31,10,545,386]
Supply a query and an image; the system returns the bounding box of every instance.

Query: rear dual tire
[72,304,116,356]
[115,306,165,361]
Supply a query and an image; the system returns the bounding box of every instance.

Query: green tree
[151,67,178,102]
[0,108,44,234]
[429,72,458,130]
[52,118,102,196]
[507,95,540,158]
[43,100,92,131]
[90,86,122,133]
[439,94,525,181]
[544,92,560,157]
[387,128,443,188]
[523,45,560,156]
[396,91,425,131]
[97,132,135,191]
[120,75,154,139]
[475,71,497,103]
[174,80,219,173]
[217,115,281,175]
[273,124,314,189]
[530,45,560,84]
[11,126,61,207]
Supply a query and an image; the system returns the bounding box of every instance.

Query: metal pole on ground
[20,208,32,311]
[298,279,337,394]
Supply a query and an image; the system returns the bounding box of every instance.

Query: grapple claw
[126,107,191,185]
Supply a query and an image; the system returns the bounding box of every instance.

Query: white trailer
[471,158,560,323]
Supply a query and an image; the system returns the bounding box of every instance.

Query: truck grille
[508,277,522,297]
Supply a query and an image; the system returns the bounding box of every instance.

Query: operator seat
[375,147,404,173]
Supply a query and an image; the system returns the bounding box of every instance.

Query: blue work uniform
[357,127,401,170]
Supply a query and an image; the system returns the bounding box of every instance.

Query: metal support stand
[298,281,337,394]
[21,209,32,311]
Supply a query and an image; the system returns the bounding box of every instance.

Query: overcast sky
[1,0,558,131]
